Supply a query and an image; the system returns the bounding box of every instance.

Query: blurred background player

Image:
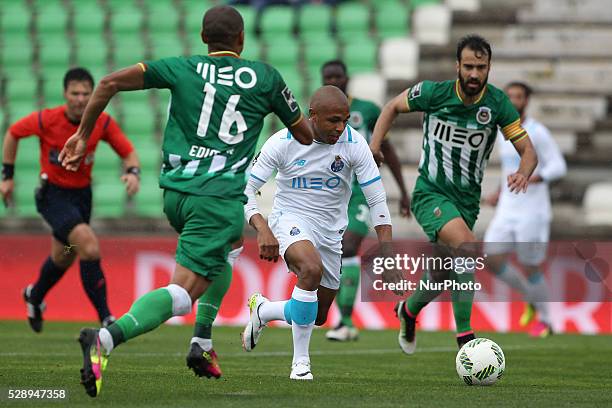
[59,6,314,397]
[241,86,394,380]
[0,67,140,333]
[320,59,410,342]
[370,35,538,352]
[483,81,567,337]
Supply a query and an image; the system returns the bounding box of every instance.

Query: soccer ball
[456,338,505,386]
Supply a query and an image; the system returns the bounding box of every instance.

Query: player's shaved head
[310,85,349,112]
[201,6,244,52]
[309,86,350,145]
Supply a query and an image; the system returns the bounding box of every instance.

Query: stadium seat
[147,0,180,34]
[41,68,67,107]
[73,1,105,36]
[265,37,300,72]
[35,0,68,35]
[303,38,339,76]
[336,3,370,41]
[134,176,163,217]
[343,37,378,74]
[14,136,40,171]
[379,37,419,80]
[274,67,304,107]
[0,0,31,35]
[374,1,410,39]
[233,5,257,37]
[14,169,40,218]
[298,4,332,39]
[93,142,121,173]
[5,78,38,104]
[6,102,39,126]
[183,0,215,36]
[240,36,263,61]
[583,183,612,226]
[348,72,387,108]
[260,6,295,40]
[109,2,144,36]
[1,34,34,71]
[74,34,109,69]
[112,37,147,70]
[122,104,157,140]
[149,32,186,59]
[412,4,453,45]
[38,33,72,68]
[92,180,127,218]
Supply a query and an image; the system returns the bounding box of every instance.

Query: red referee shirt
[9,105,134,189]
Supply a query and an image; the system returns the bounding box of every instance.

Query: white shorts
[484,214,550,266]
[269,212,343,290]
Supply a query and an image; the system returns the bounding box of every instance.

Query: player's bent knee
[166,284,192,316]
[298,263,323,289]
[78,242,100,260]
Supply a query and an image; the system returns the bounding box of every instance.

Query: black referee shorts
[35,180,92,245]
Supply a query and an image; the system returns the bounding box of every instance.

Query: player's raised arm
[60,65,145,171]
[370,89,410,159]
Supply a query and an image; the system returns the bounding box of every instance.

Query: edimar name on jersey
[189,145,224,159]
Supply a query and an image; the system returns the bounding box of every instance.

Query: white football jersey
[247,125,382,237]
[496,117,567,219]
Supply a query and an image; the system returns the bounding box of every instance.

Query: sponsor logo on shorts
[476,106,492,125]
[330,155,344,172]
[293,159,307,166]
[290,226,301,236]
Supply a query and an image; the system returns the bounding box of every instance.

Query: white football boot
[241,293,268,352]
[290,361,313,380]
[325,325,359,341]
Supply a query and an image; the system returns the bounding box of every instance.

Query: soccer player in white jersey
[484,81,567,337]
[240,86,394,380]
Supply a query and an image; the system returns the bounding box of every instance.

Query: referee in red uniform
[0,68,140,332]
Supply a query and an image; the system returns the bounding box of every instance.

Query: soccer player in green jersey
[320,60,410,341]
[60,6,314,397]
[369,35,538,352]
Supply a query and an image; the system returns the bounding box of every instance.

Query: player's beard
[458,73,488,97]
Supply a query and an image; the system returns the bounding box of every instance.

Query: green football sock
[405,270,443,317]
[451,271,475,334]
[336,263,360,327]
[194,262,232,339]
[111,287,174,346]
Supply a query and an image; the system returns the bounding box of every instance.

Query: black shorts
[35,181,92,245]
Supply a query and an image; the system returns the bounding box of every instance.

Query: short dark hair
[202,6,244,50]
[321,59,347,75]
[505,81,533,98]
[63,67,94,90]
[456,34,492,62]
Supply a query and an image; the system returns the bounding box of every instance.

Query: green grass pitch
[1,321,611,407]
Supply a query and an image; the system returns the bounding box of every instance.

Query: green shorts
[346,187,370,237]
[163,189,244,279]
[411,176,479,242]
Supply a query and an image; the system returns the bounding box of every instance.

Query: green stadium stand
[260,6,295,41]
[374,1,410,39]
[298,4,332,39]
[92,180,127,218]
[149,32,186,59]
[74,38,109,70]
[41,67,67,107]
[7,101,38,125]
[14,170,40,218]
[38,33,71,68]
[343,37,379,73]
[233,5,257,37]
[108,2,144,36]
[1,34,34,72]
[274,67,304,109]
[147,0,180,34]
[34,0,68,35]
[410,0,441,6]
[73,1,105,36]
[122,104,157,140]
[93,141,121,173]
[112,37,147,69]
[336,3,371,41]
[183,0,215,36]
[303,38,339,75]
[5,78,38,104]
[240,36,262,61]
[134,176,163,217]
[13,136,40,171]
[0,0,31,35]
[265,37,300,71]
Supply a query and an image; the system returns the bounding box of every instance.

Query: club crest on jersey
[290,226,301,236]
[476,107,492,125]
[349,111,364,129]
[330,155,344,172]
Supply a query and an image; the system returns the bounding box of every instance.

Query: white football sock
[259,300,288,324]
[98,328,114,355]
[191,337,213,351]
[290,287,318,365]
[292,321,314,365]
